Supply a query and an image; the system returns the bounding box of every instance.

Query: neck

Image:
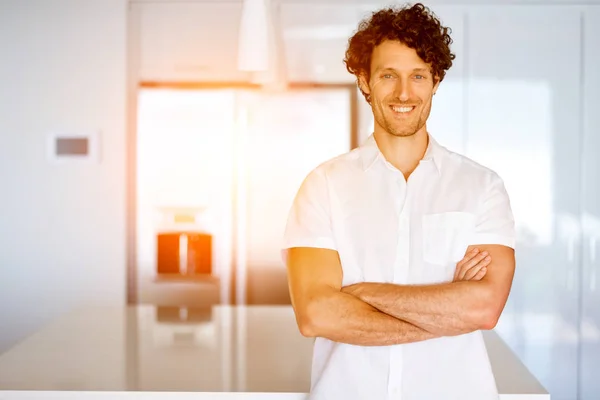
[373,127,429,178]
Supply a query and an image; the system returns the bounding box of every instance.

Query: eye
[415,75,424,79]
[382,74,394,79]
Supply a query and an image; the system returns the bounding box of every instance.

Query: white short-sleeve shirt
[282,134,515,400]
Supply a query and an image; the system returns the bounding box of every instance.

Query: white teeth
[392,106,414,113]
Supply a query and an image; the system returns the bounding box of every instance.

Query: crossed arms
[286,244,515,346]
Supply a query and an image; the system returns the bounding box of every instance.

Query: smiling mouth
[390,105,416,115]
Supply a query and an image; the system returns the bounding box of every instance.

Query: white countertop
[0,306,549,399]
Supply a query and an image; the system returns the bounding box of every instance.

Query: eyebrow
[374,67,430,74]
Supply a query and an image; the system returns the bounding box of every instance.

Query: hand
[453,248,491,282]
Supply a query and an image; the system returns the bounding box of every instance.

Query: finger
[456,248,480,268]
[472,267,488,281]
[457,252,485,280]
[458,252,489,280]
[464,257,491,280]
[456,248,479,269]
[455,249,480,279]
[463,257,492,281]
[464,252,489,271]
[464,263,483,280]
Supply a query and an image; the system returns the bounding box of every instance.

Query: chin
[387,128,418,137]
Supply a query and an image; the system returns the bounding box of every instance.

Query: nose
[393,78,411,102]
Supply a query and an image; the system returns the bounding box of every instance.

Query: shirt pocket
[422,211,476,266]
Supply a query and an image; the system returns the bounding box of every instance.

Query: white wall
[0,0,127,353]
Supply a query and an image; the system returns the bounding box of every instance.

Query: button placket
[394,176,411,284]
[391,176,407,284]
[387,345,404,399]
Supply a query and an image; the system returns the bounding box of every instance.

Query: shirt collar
[359,133,443,176]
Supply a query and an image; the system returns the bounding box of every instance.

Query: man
[282,3,515,400]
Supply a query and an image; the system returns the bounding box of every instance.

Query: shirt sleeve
[281,168,337,260]
[471,172,516,249]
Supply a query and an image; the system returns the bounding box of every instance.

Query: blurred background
[0,0,599,399]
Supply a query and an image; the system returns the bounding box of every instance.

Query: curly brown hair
[344,3,455,103]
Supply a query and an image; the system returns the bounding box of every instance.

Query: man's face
[360,40,440,138]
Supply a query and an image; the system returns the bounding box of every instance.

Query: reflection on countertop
[0,306,311,393]
[0,305,548,399]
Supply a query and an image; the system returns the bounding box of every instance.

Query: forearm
[299,288,440,346]
[349,281,493,336]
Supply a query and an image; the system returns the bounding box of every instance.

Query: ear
[358,74,371,96]
[433,76,441,95]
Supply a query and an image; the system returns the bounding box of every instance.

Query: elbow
[295,294,334,338]
[477,302,503,331]
[479,309,500,330]
[293,302,317,337]
[297,314,317,338]
[474,284,506,331]
[294,301,319,338]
